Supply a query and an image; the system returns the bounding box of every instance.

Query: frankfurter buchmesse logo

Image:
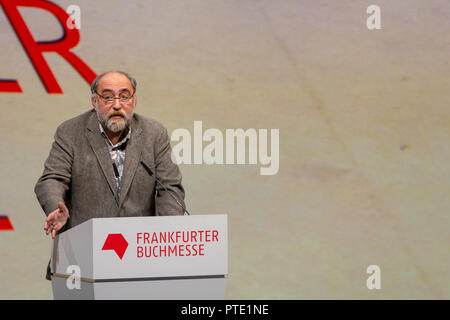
[0,215,14,231]
[102,233,128,259]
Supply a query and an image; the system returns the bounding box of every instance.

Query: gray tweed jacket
[35,109,185,230]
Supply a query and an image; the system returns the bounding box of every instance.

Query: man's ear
[91,96,97,109]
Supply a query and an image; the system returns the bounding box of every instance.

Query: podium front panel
[91,214,228,280]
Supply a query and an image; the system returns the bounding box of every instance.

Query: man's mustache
[108,111,126,118]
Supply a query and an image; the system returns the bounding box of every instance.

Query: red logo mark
[0,216,14,231]
[102,234,128,260]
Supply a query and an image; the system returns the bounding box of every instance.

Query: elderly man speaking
[35,71,186,245]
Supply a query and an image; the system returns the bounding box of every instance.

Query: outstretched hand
[44,201,70,239]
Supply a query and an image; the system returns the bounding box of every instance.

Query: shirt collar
[98,122,131,150]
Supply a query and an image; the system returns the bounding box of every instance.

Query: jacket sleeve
[34,124,73,216]
[154,126,186,216]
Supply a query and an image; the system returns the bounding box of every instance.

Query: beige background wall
[0,0,449,299]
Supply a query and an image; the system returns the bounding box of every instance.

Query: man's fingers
[45,212,54,223]
[45,214,55,232]
[44,204,68,237]
[45,224,52,236]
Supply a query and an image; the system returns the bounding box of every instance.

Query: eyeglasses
[96,91,135,104]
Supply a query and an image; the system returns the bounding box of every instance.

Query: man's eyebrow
[100,88,131,94]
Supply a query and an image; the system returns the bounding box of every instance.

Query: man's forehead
[98,72,133,92]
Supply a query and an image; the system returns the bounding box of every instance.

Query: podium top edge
[55,214,228,237]
[89,214,228,221]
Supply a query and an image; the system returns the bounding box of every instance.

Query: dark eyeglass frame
[96,91,135,104]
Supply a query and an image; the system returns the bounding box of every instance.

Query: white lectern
[50,214,228,300]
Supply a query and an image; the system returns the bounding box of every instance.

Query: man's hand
[44,201,70,239]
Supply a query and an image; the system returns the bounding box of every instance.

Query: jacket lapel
[118,117,143,209]
[85,111,118,204]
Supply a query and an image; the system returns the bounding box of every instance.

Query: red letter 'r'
[0,0,96,93]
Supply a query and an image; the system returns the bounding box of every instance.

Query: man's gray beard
[96,110,132,133]
[106,117,127,133]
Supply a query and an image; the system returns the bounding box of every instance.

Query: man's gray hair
[90,71,137,95]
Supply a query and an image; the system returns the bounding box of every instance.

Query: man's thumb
[58,201,66,212]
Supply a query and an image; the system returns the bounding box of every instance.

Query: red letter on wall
[0,0,96,93]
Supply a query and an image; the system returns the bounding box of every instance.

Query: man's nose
[112,99,122,109]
